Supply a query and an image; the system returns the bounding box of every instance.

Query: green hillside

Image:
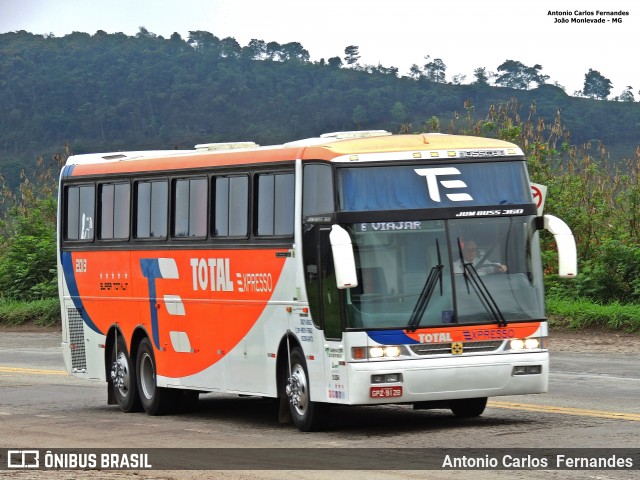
[1,29,639,190]
[1,30,640,330]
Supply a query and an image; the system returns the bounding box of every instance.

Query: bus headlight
[351,345,406,360]
[384,346,402,357]
[369,347,385,358]
[525,338,540,349]
[508,337,544,351]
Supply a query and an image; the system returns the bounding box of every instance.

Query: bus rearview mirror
[329,225,359,289]
[543,214,578,278]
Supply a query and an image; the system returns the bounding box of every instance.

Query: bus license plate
[370,386,402,398]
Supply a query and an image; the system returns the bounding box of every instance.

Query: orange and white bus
[57,131,576,431]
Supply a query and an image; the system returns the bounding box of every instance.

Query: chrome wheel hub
[285,365,308,415]
[111,352,130,396]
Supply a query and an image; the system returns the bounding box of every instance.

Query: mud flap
[278,395,292,424]
[107,381,116,405]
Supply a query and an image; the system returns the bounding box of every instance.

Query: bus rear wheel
[285,347,329,431]
[110,334,141,413]
[136,338,176,415]
[450,397,487,418]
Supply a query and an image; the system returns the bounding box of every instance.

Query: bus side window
[213,175,249,237]
[65,184,95,241]
[173,177,207,238]
[303,164,334,216]
[135,180,168,239]
[100,182,130,240]
[256,172,294,237]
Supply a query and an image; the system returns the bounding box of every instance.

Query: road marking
[2,366,638,422]
[489,400,640,422]
[0,366,67,376]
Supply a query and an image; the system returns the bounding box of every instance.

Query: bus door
[316,228,349,403]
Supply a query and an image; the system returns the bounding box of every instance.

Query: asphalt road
[0,330,638,479]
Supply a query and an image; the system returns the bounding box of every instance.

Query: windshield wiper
[457,238,507,328]
[407,239,443,332]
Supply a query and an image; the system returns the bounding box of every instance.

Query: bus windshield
[345,216,545,329]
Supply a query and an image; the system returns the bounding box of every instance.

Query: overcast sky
[0,0,637,96]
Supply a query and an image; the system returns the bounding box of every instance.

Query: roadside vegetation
[0,102,639,332]
[457,100,640,332]
[0,154,62,327]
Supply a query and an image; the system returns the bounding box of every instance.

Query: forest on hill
[1,29,640,330]
[1,29,639,190]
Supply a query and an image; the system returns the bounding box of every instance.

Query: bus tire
[136,337,176,415]
[450,397,487,418]
[286,347,329,431]
[110,334,141,413]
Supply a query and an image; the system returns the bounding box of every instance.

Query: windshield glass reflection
[345,217,545,329]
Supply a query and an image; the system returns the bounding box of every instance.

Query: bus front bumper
[345,351,548,405]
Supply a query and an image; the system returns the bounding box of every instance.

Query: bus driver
[454,240,507,275]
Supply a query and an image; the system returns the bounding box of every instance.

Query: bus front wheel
[136,338,176,415]
[450,397,487,418]
[110,334,141,413]
[285,347,329,431]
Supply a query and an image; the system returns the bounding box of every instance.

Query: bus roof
[63,131,523,177]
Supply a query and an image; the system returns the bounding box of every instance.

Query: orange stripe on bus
[70,249,288,378]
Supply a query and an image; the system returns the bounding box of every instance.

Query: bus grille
[67,307,87,372]
[409,341,503,356]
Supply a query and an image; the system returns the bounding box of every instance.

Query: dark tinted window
[214,176,248,237]
[303,164,334,216]
[65,185,95,240]
[100,183,130,240]
[173,178,207,238]
[257,172,294,236]
[136,180,168,238]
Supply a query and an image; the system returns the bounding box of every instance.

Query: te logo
[414,167,473,202]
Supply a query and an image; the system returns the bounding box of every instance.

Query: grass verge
[546,296,640,333]
[0,298,60,327]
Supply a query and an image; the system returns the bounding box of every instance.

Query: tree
[187,31,220,53]
[136,27,156,39]
[409,64,421,80]
[495,60,527,89]
[327,56,342,68]
[344,45,360,67]
[219,37,241,58]
[279,42,310,62]
[0,154,62,300]
[243,39,267,60]
[619,86,635,102]
[472,67,490,86]
[495,60,548,89]
[582,69,612,100]
[266,41,282,60]
[423,56,446,83]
